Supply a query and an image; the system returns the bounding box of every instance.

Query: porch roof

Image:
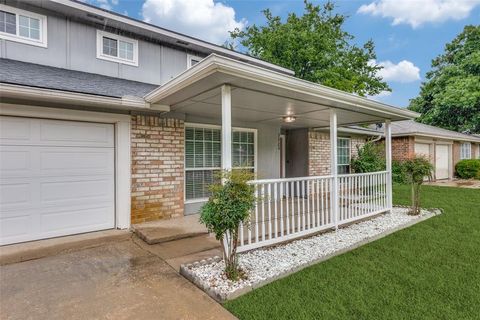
[145,54,419,128]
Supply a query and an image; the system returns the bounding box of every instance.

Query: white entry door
[435,144,450,180]
[0,116,115,245]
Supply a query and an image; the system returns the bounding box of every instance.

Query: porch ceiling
[145,54,418,128]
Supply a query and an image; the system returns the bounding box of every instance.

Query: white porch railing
[238,171,390,252]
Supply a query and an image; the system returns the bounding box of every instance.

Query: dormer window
[96,30,138,66]
[187,54,203,68]
[0,4,47,47]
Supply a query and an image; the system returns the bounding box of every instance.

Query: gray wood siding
[0,3,197,85]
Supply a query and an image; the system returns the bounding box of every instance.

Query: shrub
[392,160,408,184]
[403,156,434,215]
[199,170,256,280]
[351,141,385,173]
[455,159,480,179]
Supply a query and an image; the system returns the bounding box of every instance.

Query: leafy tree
[409,25,480,134]
[403,157,433,215]
[199,170,256,280]
[229,1,390,96]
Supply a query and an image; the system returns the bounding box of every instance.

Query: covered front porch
[145,54,417,251]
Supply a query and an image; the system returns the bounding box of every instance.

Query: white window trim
[460,142,471,160]
[0,4,47,48]
[184,122,258,204]
[187,54,203,68]
[96,30,138,66]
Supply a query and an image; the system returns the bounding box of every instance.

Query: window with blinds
[337,138,351,174]
[460,142,471,160]
[185,126,256,201]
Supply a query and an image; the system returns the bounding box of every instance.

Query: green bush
[392,160,408,184]
[455,159,480,179]
[199,170,256,280]
[351,141,385,173]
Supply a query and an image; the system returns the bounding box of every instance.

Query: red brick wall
[391,137,415,161]
[130,115,184,224]
[308,131,367,175]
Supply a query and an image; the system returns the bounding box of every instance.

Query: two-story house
[0,0,417,248]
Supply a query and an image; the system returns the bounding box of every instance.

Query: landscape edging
[180,207,442,302]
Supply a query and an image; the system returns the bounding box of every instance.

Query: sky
[87,0,480,108]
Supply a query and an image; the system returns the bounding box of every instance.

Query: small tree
[351,141,385,173]
[403,157,433,215]
[199,170,256,280]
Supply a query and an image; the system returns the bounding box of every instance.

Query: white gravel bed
[186,207,436,298]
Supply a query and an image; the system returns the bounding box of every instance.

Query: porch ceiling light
[283,115,297,123]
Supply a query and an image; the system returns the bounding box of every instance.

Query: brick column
[130,115,184,224]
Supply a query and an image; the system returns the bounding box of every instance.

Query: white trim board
[0,103,131,230]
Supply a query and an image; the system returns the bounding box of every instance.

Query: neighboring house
[0,0,417,247]
[383,120,480,180]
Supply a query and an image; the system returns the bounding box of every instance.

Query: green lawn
[225,185,480,319]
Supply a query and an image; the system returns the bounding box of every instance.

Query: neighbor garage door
[415,143,431,159]
[0,116,115,245]
[435,144,450,180]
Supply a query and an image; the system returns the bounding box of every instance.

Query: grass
[224,185,480,319]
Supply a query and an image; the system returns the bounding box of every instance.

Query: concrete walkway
[0,239,235,320]
[425,179,480,189]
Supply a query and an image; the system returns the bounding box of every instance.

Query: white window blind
[460,143,471,160]
[185,126,256,201]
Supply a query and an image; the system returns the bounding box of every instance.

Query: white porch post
[330,109,339,229]
[221,84,232,172]
[221,84,232,260]
[385,120,393,211]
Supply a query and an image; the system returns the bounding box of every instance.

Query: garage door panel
[40,177,114,204]
[0,116,115,245]
[0,214,32,239]
[40,205,114,234]
[0,182,31,206]
[40,148,114,174]
[436,144,450,180]
[0,149,32,176]
[0,117,31,142]
[39,121,114,147]
[0,117,114,147]
[1,146,114,178]
[415,143,430,158]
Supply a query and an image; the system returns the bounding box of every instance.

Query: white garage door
[435,144,450,180]
[0,116,115,245]
[415,143,430,158]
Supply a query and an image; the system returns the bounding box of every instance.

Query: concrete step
[132,233,221,271]
[132,214,208,245]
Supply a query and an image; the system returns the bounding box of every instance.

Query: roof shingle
[0,58,158,98]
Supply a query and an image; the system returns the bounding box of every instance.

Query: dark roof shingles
[0,58,158,98]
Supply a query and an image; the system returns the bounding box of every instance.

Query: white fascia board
[144,54,419,120]
[393,132,480,143]
[48,0,293,75]
[0,83,164,111]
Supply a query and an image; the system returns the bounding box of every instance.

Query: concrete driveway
[0,239,235,320]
